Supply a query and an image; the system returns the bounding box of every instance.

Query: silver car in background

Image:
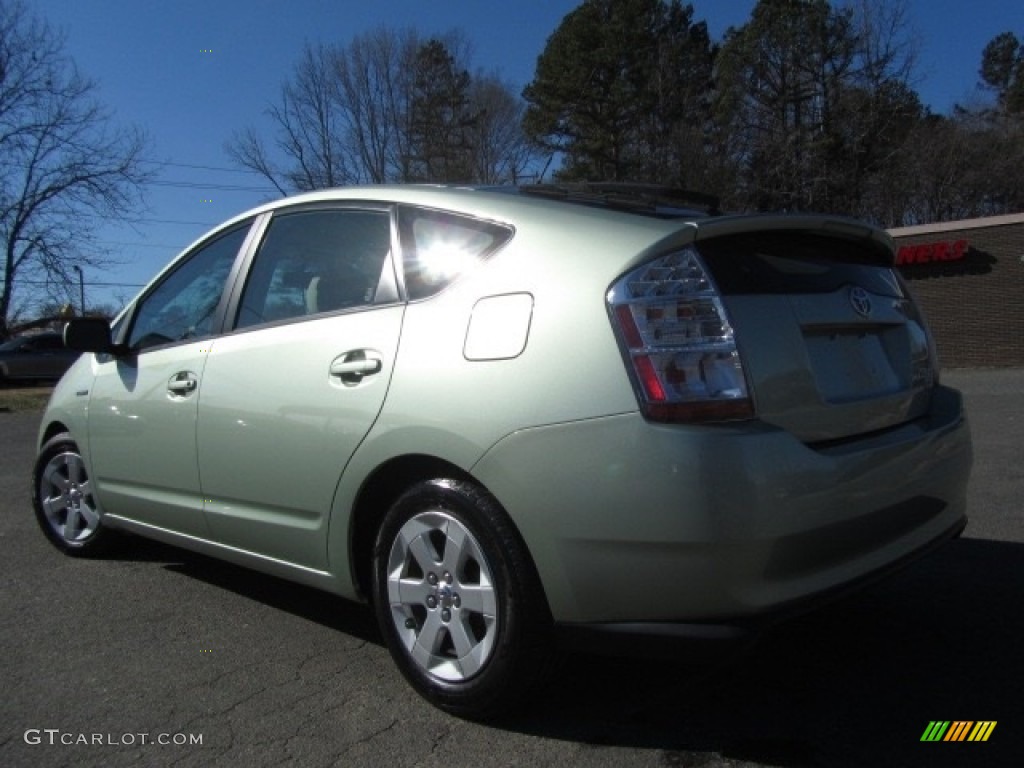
[33,184,972,718]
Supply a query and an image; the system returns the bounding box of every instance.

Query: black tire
[32,432,118,556]
[371,478,554,720]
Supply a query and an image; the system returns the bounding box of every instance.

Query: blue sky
[25,0,1022,310]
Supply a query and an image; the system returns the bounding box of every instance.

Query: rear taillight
[896,274,940,388]
[607,248,755,423]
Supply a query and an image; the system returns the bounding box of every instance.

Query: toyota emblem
[849,286,872,318]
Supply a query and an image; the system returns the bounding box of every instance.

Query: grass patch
[0,387,52,412]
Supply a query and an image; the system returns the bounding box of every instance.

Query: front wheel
[372,478,553,719]
[32,433,117,556]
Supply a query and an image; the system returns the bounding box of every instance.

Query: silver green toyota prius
[33,184,972,718]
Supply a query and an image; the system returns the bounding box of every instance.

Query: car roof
[163,184,892,291]
[185,184,699,253]
[507,183,721,218]
[225,183,717,223]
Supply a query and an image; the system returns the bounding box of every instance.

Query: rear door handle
[330,351,382,384]
[330,358,382,376]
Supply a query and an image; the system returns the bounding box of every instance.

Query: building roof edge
[889,211,1024,238]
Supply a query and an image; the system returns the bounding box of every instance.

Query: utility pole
[72,265,85,316]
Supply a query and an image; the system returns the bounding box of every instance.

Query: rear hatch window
[701,232,901,297]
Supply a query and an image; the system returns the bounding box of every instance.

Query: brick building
[889,213,1024,368]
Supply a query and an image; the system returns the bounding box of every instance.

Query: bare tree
[334,27,421,183]
[468,74,541,183]
[229,29,425,190]
[230,27,540,190]
[227,42,354,194]
[0,0,149,338]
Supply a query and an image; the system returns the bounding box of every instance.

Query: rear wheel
[372,478,552,719]
[33,433,117,556]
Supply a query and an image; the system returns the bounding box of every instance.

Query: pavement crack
[429,724,452,755]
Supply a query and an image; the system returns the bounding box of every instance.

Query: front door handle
[330,351,382,384]
[167,371,198,395]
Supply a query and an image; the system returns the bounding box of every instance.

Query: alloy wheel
[38,450,101,544]
[385,509,498,682]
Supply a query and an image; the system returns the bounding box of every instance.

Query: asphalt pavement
[0,369,1021,767]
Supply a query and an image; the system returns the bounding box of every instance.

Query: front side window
[128,224,249,352]
[236,208,392,329]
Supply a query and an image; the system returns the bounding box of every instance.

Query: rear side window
[698,232,904,298]
[398,206,513,300]
[236,209,392,329]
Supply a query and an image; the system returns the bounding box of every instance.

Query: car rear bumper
[553,514,965,657]
[471,385,972,627]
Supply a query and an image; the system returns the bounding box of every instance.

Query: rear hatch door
[695,219,935,443]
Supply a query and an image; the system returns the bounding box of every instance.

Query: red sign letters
[895,239,968,266]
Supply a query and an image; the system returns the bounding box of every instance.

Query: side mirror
[64,317,118,355]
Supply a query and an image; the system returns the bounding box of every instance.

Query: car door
[85,222,254,537]
[1,336,36,378]
[33,334,73,378]
[196,205,404,569]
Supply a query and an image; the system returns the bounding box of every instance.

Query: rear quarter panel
[327,204,683,594]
